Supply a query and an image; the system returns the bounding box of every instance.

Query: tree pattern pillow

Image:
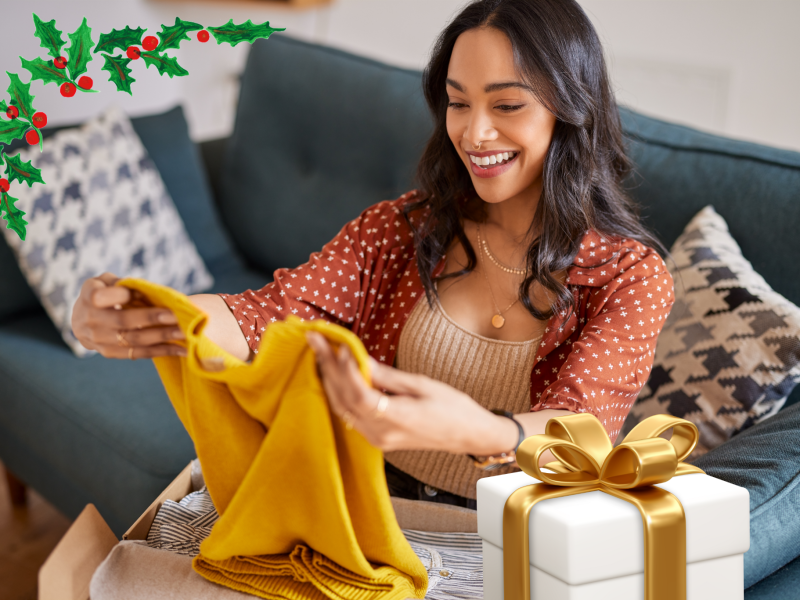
[621,206,800,457]
[1,106,213,356]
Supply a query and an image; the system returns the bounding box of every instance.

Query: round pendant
[491,314,505,328]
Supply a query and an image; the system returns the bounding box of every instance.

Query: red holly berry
[25,130,40,145]
[197,30,210,43]
[32,111,47,128]
[60,82,76,97]
[5,105,18,119]
[142,36,158,51]
[78,76,93,90]
[0,179,9,193]
[127,46,141,60]
[54,56,67,69]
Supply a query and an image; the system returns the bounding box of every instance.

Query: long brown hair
[403,0,663,322]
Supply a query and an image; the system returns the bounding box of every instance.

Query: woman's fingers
[305,332,378,419]
[97,343,187,360]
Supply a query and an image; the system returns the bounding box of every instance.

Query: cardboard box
[38,463,478,600]
[477,471,750,600]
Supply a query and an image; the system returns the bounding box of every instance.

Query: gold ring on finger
[116,330,130,347]
[371,394,390,420]
[341,410,355,431]
[128,347,134,360]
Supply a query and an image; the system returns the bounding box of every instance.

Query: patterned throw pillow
[1,106,213,356]
[621,206,800,457]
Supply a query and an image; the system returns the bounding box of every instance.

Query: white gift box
[477,471,749,600]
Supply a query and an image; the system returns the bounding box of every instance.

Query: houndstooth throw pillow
[621,206,800,457]
[1,106,213,356]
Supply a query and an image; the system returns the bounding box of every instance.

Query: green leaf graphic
[1,192,27,241]
[0,119,30,145]
[21,56,69,87]
[5,73,36,123]
[141,51,189,78]
[100,53,136,94]
[94,26,145,55]
[0,100,8,113]
[66,17,94,81]
[208,19,284,47]
[156,17,203,51]
[33,14,66,60]
[4,153,45,187]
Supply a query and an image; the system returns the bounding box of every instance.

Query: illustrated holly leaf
[1,192,27,241]
[156,17,203,51]
[5,73,36,123]
[66,17,94,81]
[141,51,189,78]
[33,14,66,60]
[0,99,8,113]
[100,53,136,94]
[0,119,30,145]
[94,26,145,55]
[4,153,45,187]
[208,19,284,47]
[21,56,69,87]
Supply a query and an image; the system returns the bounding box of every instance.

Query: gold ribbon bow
[503,413,704,600]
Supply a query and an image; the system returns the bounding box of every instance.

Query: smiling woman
[71,0,674,509]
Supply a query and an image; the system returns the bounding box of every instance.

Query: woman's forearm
[189,294,252,362]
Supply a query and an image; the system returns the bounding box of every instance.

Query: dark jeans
[385,461,478,510]
[693,403,800,588]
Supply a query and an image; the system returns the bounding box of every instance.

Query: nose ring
[472,141,482,151]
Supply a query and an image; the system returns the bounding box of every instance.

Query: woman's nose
[464,108,498,147]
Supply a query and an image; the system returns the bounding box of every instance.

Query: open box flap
[38,504,118,600]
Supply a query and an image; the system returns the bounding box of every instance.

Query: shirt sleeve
[218,197,406,354]
[532,245,675,441]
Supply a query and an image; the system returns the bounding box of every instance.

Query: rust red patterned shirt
[219,191,674,440]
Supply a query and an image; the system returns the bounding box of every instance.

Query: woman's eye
[447,102,466,109]
[497,104,524,112]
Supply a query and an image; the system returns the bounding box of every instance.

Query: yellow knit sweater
[119,279,428,600]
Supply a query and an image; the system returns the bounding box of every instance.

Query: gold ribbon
[503,414,704,600]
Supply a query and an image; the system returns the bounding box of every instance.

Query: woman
[72,0,673,509]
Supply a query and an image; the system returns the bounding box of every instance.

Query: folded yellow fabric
[119,278,428,600]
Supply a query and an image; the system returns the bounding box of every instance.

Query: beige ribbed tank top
[385,287,542,500]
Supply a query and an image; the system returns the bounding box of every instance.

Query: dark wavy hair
[402,0,663,322]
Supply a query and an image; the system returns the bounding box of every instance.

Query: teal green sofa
[0,35,798,596]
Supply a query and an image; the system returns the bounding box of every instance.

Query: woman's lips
[468,152,519,179]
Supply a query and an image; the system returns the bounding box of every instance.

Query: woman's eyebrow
[446,78,533,94]
[484,81,534,93]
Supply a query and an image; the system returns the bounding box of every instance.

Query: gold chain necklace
[478,223,527,275]
[476,224,521,329]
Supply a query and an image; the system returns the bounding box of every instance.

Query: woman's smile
[466,149,520,178]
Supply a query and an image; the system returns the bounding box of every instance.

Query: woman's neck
[482,181,542,245]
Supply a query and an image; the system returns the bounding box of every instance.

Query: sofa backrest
[217,35,433,277]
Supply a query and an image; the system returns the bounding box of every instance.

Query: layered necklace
[476,223,527,328]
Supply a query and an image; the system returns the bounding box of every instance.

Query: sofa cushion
[0,105,245,324]
[218,35,432,276]
[1,107,214,356]
[623,206,800,455]
[694,403,800,589]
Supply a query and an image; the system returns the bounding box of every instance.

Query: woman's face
[446,27,557,206]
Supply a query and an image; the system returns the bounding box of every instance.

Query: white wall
[1,0,798,151]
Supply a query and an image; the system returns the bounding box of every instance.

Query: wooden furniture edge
[38,504,118,600]
[123,463,193,541]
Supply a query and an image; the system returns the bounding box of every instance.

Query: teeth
[471,151,517,167]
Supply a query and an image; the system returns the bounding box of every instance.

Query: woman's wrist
[467,411,521,456]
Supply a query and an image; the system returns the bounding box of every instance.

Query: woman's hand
[305,330,520,455]
[71,272,186,360]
